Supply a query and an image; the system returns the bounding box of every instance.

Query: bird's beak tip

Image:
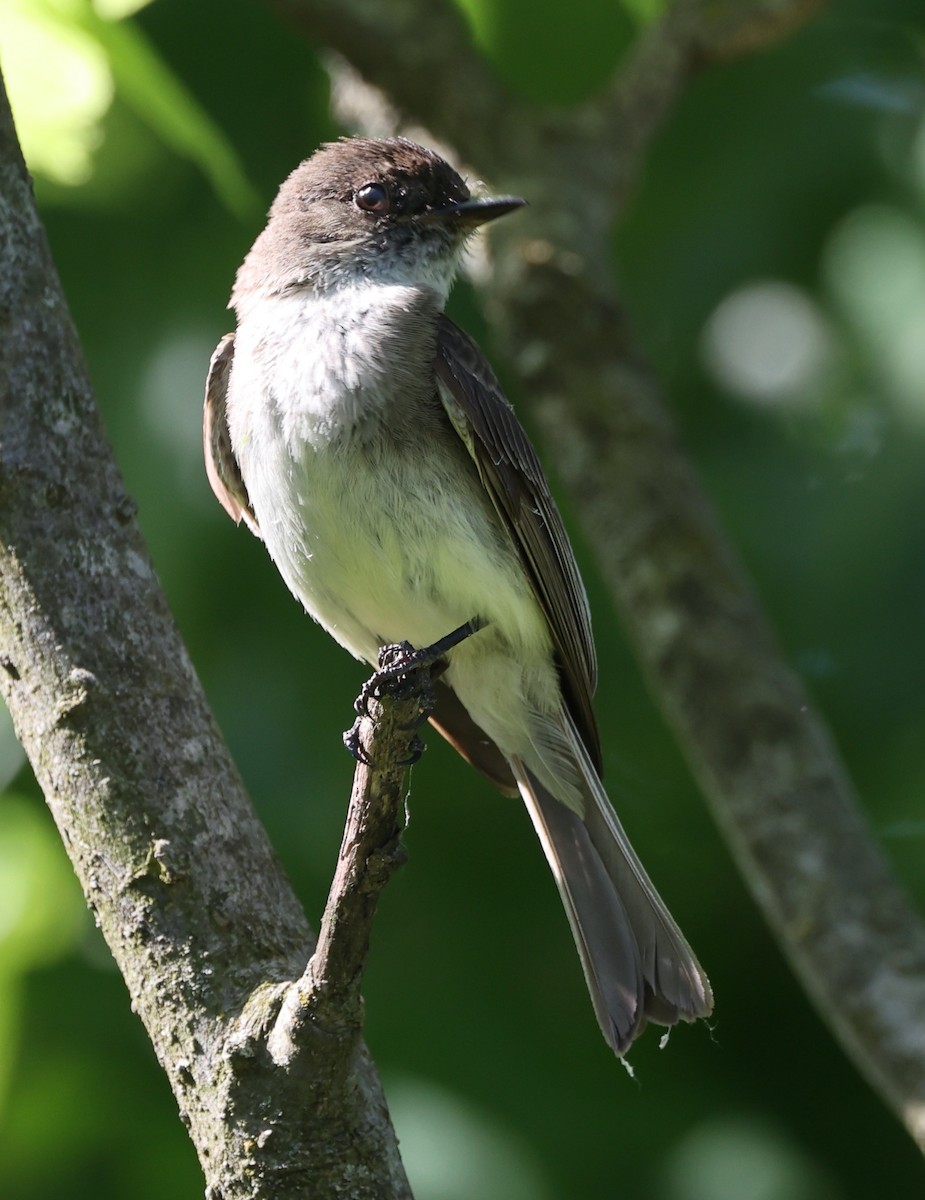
[421,196,527,228]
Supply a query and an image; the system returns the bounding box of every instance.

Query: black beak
[419,196,526,228]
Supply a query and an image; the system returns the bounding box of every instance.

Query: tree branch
[269,668,427,1066]
[278,0,925,1151]
[271,0,528,162]
[600,0,828,209]
[0,72,413,1199]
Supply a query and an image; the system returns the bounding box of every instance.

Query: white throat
[229,276,444,453]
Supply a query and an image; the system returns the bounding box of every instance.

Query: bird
[204,135,712,1055]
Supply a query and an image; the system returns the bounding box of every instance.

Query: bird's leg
[344,617,485,763]
[367,616,486,702]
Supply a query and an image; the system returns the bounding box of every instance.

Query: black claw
[343,718,373,765]
[354,682,374,718]
[353,641,418,709]
[398,735,426,767]
[346,619,486,766]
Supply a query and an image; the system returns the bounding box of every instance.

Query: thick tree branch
[278,0,925,1150]
[272,0,528,161]
[0,74,413,1199]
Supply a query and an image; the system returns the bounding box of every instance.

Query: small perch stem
[269,659,432,1064]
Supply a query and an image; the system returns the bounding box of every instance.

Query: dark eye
[354,183,390,214]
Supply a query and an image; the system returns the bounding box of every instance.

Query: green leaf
[3,0,259,216]
[0,0,114,185]
[75,7,260,218]
[620,0,669,23]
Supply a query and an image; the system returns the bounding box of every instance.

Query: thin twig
[269,666,429,1065]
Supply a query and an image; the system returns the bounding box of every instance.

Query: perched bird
[204,136,712,1054]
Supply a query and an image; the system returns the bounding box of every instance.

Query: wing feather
[434,316,601,771]
[203,333,259,535]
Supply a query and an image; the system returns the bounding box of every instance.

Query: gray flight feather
[433,316,712,1051]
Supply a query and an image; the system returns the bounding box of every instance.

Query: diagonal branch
[269,666,429,1066]
[277,0,925,1151]
[503,265,925,1153]
[0,72,412,1200]
[270,0,528,165]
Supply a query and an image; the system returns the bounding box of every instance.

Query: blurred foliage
[2,0,925,1196]
[2,0,257,211]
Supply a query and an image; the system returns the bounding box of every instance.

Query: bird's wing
[203,333,259,535]
[434,315,601,771]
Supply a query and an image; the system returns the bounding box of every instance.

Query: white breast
[225,285,546,669]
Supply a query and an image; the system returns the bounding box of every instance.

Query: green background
[2,0,925,1196]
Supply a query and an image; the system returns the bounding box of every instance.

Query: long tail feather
[511,717,712,1054]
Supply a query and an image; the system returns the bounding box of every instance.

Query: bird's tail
[511,717,712,1055]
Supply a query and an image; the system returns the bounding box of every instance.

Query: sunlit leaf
[0,0,258,216]
[74,7,260,218]
[92,0,153,17]
[0,0,114,185]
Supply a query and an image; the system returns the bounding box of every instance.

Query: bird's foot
[344,618,485,764]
